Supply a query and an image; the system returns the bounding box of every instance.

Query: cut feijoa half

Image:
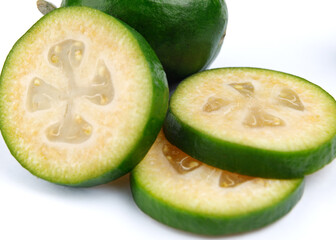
[131,131,304,235]
[0,7,168,186]
[164,68,336,178]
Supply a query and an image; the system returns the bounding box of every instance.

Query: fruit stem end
[37,0,57,15]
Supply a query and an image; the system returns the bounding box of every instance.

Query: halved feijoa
[164,68,336,178]
[131,131,304,235]
[0,7,168,186]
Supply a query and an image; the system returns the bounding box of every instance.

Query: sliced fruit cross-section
[131,131,304,235]
[0,6,168,186]
[28,39,114,144]
[164,67,336,178]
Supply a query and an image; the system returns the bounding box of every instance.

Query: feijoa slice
[164,68,336,178]
[131,131,304,235]
[0,7,168,186]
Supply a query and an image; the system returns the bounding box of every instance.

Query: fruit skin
[131,173,304,235]
[61,0,228,83]
[0,7,169,187]
[164,67,336,179]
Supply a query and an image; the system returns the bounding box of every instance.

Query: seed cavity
[229,82,254,97]
[48,39,85,69]
[162,143,201,174]
[27,39,114,144]
[84,60,114,106]
[278,88,304,111]
[27,78,64,112]
[219,170,254,188]
[46,112,93,144]
[244,107,285,128]
[203,97,229,112]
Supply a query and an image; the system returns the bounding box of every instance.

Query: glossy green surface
[131,173,304,235]
[61,0,228,83]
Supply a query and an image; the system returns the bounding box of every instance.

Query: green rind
[164,67,336,179]
[131,173,304,235]
[0,7,169,187]
[61,0,228,83]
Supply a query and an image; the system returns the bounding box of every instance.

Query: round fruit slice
[0,6,168,186]
[131,131,304,235]
[164,68,336,178]
[38,0,228,83]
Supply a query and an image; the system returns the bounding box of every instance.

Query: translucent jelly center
[26,39,114,144]
[46,107,93,144]
[203,81,305,129]
[219,170,254,188]
[162,143,201,174]
[278,88,304,111]
[244,107,285,128]
[27,78,65,112]
[161,141,256,188]
[229,82,254,97]
[203,97,229,112]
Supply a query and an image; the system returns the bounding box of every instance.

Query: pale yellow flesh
[1,9,152,183]
[171,69,336,151]
[134,132,300,216]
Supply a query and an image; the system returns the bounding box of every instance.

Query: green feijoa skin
[38,0,228,84]
[164,67,336,178]
[0,6,168,186]
[131,131,304,235]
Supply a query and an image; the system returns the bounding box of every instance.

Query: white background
[0,1,335,239]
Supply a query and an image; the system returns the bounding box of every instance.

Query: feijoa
[0,7,168,186]
[164,68,336,178]
[131,131,304,235]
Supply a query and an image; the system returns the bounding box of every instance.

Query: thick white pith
[134,132,301,216]
[171,69,336,151]
[0,9,152,183]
